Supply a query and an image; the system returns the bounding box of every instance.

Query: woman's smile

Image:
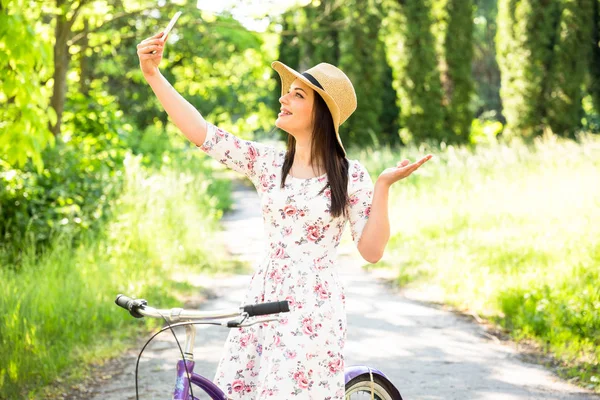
[278,107,293,117]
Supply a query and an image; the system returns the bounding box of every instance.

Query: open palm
[378,154,433,186]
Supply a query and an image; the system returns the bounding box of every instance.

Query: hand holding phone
[151,11,181,54]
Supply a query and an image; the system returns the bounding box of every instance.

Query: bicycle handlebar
[243,301,290,317]
[115,294,290,322]
[115,294,148,318]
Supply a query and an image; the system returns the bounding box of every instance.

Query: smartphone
[162,11,182,39]
[151,11,181,54]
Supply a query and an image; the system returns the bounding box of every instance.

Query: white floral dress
[198,122,373,400]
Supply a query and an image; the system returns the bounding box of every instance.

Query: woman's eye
[296,93,303,98]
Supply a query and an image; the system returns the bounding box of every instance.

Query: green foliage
[583,94,600,133]
[469,118,503,144]
[545,0,595,138]
[97,6,276,140]
[496,0,557,138]
[0,153,232,398]
[339,0,385,146]
[499,266,600,385]
[387,0,445,144]
[441,0,475,142]
[353,132,600,389]
[496,0,594,138]
[1,1,277,261]
[271,10,303,138]
[0,1,55,170]
[472,0,503,119]
[0,92,127,263]
[378,61,402,146]
[310,0,343,66]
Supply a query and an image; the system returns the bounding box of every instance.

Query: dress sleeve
[347,160,374,246]
[197,121,275,187]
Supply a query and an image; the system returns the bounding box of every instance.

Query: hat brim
[271,61,346,155]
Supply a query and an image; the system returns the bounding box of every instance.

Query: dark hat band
[301,72,324,90]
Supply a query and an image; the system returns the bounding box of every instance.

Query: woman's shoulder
[346,158,372,189]
[346,158,369,175]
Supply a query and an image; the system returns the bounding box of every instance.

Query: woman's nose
[279,92,291,104]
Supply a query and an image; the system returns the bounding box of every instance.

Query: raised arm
[356,154,434,263]
[137,31,207,146]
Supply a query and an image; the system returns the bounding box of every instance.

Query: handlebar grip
[115,294,147,318]
[115,294,134,309]
[243,301,290,317]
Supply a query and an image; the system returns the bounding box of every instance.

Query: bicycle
[115,294,403,400]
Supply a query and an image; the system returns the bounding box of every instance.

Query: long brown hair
[280,93,349,218]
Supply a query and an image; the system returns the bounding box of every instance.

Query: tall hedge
[472,0,503,119]
[392,0,445,143]
[339,0,385,146]
[546,0,594,138]
[442,0,475,143]
[497,0,593,138]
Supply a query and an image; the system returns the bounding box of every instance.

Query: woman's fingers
[139,32,164,45]
[150,31,165,40]
[137,38,165,49]
[408,156,430,171]
[394,155,433,177]
[405,154,432,168]
[137,44,163,55]
[396,154,432,167]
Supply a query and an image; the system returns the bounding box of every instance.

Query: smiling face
[275,78,315,138]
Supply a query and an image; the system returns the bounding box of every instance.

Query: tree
[497,0,594,138]
[339,0,386,146]
[388,0,445,143]
[472,0,503,120]
[438,0,475,143]
[0,0,55,170]
[545,0,595,138]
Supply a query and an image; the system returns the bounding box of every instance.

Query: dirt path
[88,181,597,400]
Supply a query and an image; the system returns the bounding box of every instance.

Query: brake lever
[236,316,281,328]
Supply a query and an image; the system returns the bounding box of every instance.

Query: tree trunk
[50,1,71,137]
[590,0,600,113]
[79,18,90,97]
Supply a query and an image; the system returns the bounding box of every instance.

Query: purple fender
[345,365,403,400]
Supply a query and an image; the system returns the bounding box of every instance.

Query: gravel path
[87,181,597,400]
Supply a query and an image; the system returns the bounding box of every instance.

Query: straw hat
[271,61,357,155]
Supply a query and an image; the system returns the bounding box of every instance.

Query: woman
[137,31,432,399]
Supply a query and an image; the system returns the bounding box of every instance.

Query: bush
[0,152,232,398]
[0,93,128,266]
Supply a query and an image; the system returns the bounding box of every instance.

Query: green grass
[351,132,600,391]
[0,151,235,398]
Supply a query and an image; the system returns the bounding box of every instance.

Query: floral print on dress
[199,122,373,399]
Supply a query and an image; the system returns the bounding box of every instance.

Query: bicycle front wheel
[344,374,397,400]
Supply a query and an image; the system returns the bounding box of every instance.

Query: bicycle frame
[172,325,229,400]
[172,325,403,400]
[173,359,227,400]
